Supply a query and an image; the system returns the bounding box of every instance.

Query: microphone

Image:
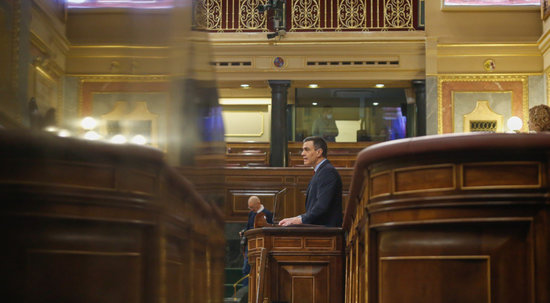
[273,187,287,223]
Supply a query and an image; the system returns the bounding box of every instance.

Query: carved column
[269,80,290,167]
[413,79,426,136]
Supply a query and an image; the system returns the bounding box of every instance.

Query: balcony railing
[193,0,424,32]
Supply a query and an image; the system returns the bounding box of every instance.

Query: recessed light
[308,84,319,88]
[375,84,385,88]
[312,102,318,106]
[240,84,250,88]
[373,102,379,106]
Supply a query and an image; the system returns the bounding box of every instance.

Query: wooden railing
[343,133,550,303]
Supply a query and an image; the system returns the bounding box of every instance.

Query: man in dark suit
[278,136,343,227]
[239,196,273,286]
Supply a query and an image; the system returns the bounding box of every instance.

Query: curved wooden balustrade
[343,133,550,303]
[0,130,225,303]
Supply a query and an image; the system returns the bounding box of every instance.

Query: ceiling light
[308,84,319,88]
[240,84,250,88]
[375,84,385,88]
[373,102,379,106]
[312,102,318,106]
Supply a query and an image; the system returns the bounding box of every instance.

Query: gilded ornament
[291,0,320,30]
[384,0,413,29]
[483,59,496,72]
[338,0,366,29]
[239,0,268,30]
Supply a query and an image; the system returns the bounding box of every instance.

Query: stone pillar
[269,80,290,167]
[413,79,426,136]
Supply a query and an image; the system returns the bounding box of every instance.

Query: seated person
[312,106,339,142]
[239,196,273,286]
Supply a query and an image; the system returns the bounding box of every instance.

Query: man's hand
[278,216,302,227]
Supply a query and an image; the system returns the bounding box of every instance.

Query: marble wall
[427,75,546,134]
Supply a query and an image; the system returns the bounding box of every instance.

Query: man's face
[301,140,323,167]
[248,200,260,212]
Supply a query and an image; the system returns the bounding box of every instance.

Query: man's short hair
[303,136,328,157]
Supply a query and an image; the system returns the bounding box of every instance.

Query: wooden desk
[0,130,225,303]
[344,133,550,303]
[245,227,344,303]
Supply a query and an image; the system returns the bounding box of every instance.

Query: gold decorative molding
[291,0,320,30]
[199,0,419,32]
[223,110,265,137]
[337,0,366,30]
[384,0,414,29]
[437,74,529,134]
[239,0,268,31]
[70,45,170,50]
[77,75,170,82]
[463,101,502,132]
[194,0,223,30]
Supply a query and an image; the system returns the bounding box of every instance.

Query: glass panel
[294,88,410,143]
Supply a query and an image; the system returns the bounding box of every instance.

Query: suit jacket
[301,160,343,227]
[246,208,273,231]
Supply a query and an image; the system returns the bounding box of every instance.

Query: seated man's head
[248,196,261,212]
[529,104,550,132]
[322,106,333,119]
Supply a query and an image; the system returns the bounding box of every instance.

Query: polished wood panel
[462,162,541,188]
[225,152,269,167]
[380,257,490,303]
[225,141,377,167]
[394,164,455,193]
[0,130,225,303]
[246,227,344,303]
[288,152,358,168]
[197,167,353,222]
[344,133,550,303]
[371,171,391,198]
